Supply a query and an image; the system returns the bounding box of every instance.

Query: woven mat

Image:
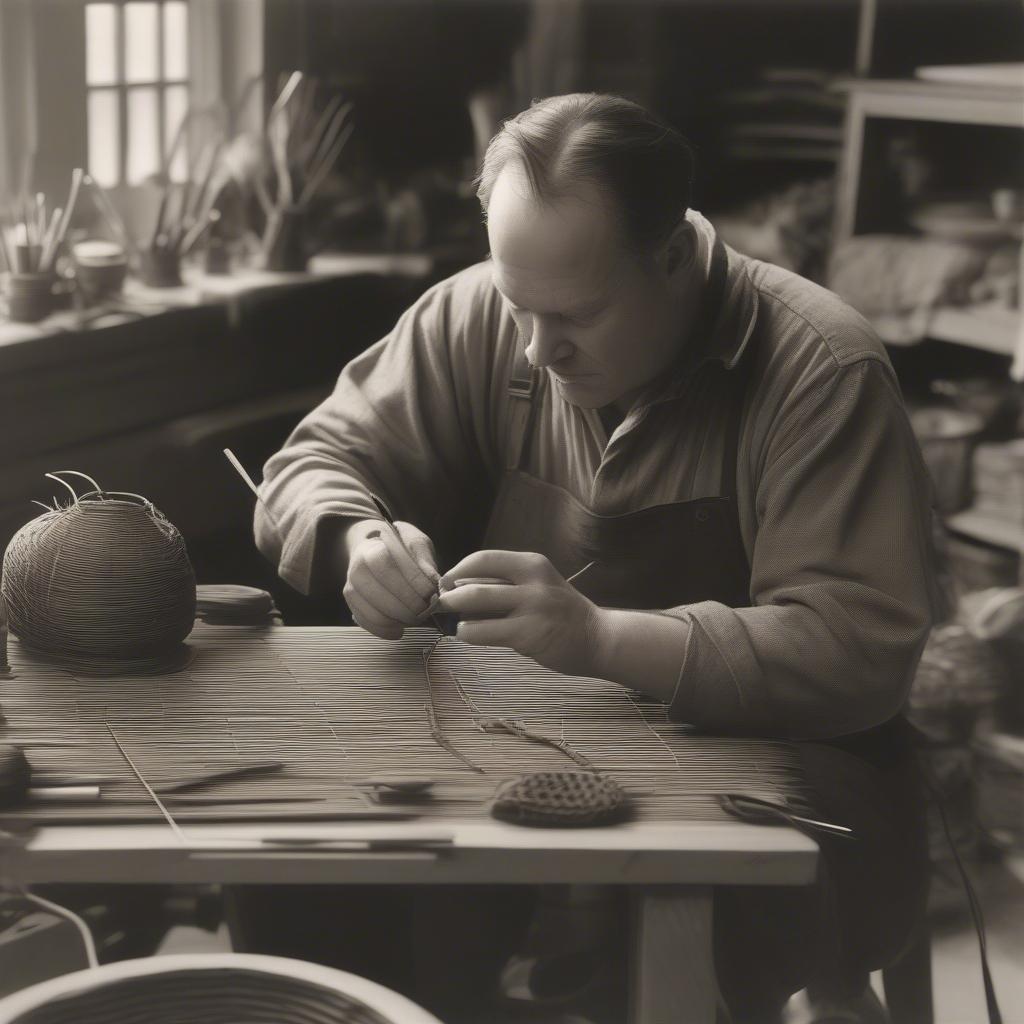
[0,625,805,826]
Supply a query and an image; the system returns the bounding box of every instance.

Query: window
[85,1,190,188]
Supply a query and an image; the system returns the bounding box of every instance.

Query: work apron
[483,284,929,1011]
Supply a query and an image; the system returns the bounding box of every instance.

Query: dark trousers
[227,884,535,1022]
[715,719,930,1022]
[227,722,929,1023]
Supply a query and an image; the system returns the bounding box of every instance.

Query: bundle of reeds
[258,72,355,270]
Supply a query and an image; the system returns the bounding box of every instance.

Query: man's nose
[524,315,574,368]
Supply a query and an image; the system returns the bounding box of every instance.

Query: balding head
[476,93,695,255]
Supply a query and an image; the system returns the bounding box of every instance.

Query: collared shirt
[257,211,939,740]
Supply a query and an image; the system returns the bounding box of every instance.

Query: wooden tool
[153,760,285,794]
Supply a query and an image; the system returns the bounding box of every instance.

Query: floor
[919,854,1024,1024]
[154,855,1024,1023]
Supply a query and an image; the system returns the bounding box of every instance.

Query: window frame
[1,0,259,216]
[86,0,191,187]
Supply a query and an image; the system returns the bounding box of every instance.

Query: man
[255,94,938,1022]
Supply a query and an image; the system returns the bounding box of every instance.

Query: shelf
[975,731,1024,771]
[946,507,1024,552]
[834,76,1024,128]
[928,305,1021,356]
[872,303,1021,357]
[0,251,437,356]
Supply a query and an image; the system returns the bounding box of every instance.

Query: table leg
[628,885,716,1024]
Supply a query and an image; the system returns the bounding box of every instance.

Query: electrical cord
[20,889,99,969]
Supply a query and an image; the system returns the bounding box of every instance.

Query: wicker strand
[475,717,597,771]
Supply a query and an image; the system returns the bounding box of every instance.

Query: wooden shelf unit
[872,302,1021,357]
[831,74,1024,376]
[946,507,1024,553]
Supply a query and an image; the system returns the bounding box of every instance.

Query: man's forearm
[591,607,690,704]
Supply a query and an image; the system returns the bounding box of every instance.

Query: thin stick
[268,70,303,123]
[299,122,353,205]
[20,198,33,248]
[223,447,284,531]
[179,208,219,256]
[298,94,343,167]
[174,141,206,240]
[38,208,62,271]
[307,101,353,178]
[50,168,84,266]
[269,117,292,206]
[222,448,260,497]
[566,560,597,585]
[50,470,102,494]
[162,109,192,181]
[188,139,224,224]
[35,192,46,242]
[105,723,187,845]
[150,182,171,249]
[44,473,79,503]
[253,176,273,217]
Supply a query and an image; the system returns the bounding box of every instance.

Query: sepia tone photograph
[0,1,1022,1021]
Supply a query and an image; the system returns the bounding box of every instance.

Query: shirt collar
[635,211,760,408]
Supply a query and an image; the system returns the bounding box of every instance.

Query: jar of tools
[3,271,60,322]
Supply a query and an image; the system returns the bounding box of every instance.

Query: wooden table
[3,813,816,1022]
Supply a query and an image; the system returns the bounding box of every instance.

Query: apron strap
[506,340,540,472]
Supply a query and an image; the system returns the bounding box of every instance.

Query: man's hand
[434,550,604,678]
[342,519,440,640]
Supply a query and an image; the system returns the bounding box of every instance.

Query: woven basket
[0,954,442,1024]
[1,493,195,659]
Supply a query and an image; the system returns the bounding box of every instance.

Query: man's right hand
[341,518,440,640]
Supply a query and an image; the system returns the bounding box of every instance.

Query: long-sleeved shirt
[256,210,940,740]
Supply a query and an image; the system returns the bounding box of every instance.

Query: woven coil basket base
[4,967,394,1024]
[490,771,627,827]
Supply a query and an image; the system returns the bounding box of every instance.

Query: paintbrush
[0,216,11,274]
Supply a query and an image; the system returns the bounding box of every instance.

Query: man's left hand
[435,550,604,678]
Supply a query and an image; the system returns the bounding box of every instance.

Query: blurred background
[0,1,1022,1019]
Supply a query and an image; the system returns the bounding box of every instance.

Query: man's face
[487,164,688,412]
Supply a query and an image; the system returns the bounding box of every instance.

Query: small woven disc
[490,771,626,827]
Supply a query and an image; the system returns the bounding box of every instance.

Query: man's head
[477,93,701,412]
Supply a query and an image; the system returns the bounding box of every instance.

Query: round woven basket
[0,954,443,1024]
[1,492,196,659]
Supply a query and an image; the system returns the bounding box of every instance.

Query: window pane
[163,2,188,80]
[127,87,160,184]
[86,4,118,85]
[164,85,189,181]
[125,2,159,83]
[88,89,120,187]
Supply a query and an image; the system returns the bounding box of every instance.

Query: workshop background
[0,1,1022,1021]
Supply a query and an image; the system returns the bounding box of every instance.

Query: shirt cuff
[663,601,772,733]
[264,506,354,596]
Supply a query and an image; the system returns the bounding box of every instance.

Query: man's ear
[662,219,698,279]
